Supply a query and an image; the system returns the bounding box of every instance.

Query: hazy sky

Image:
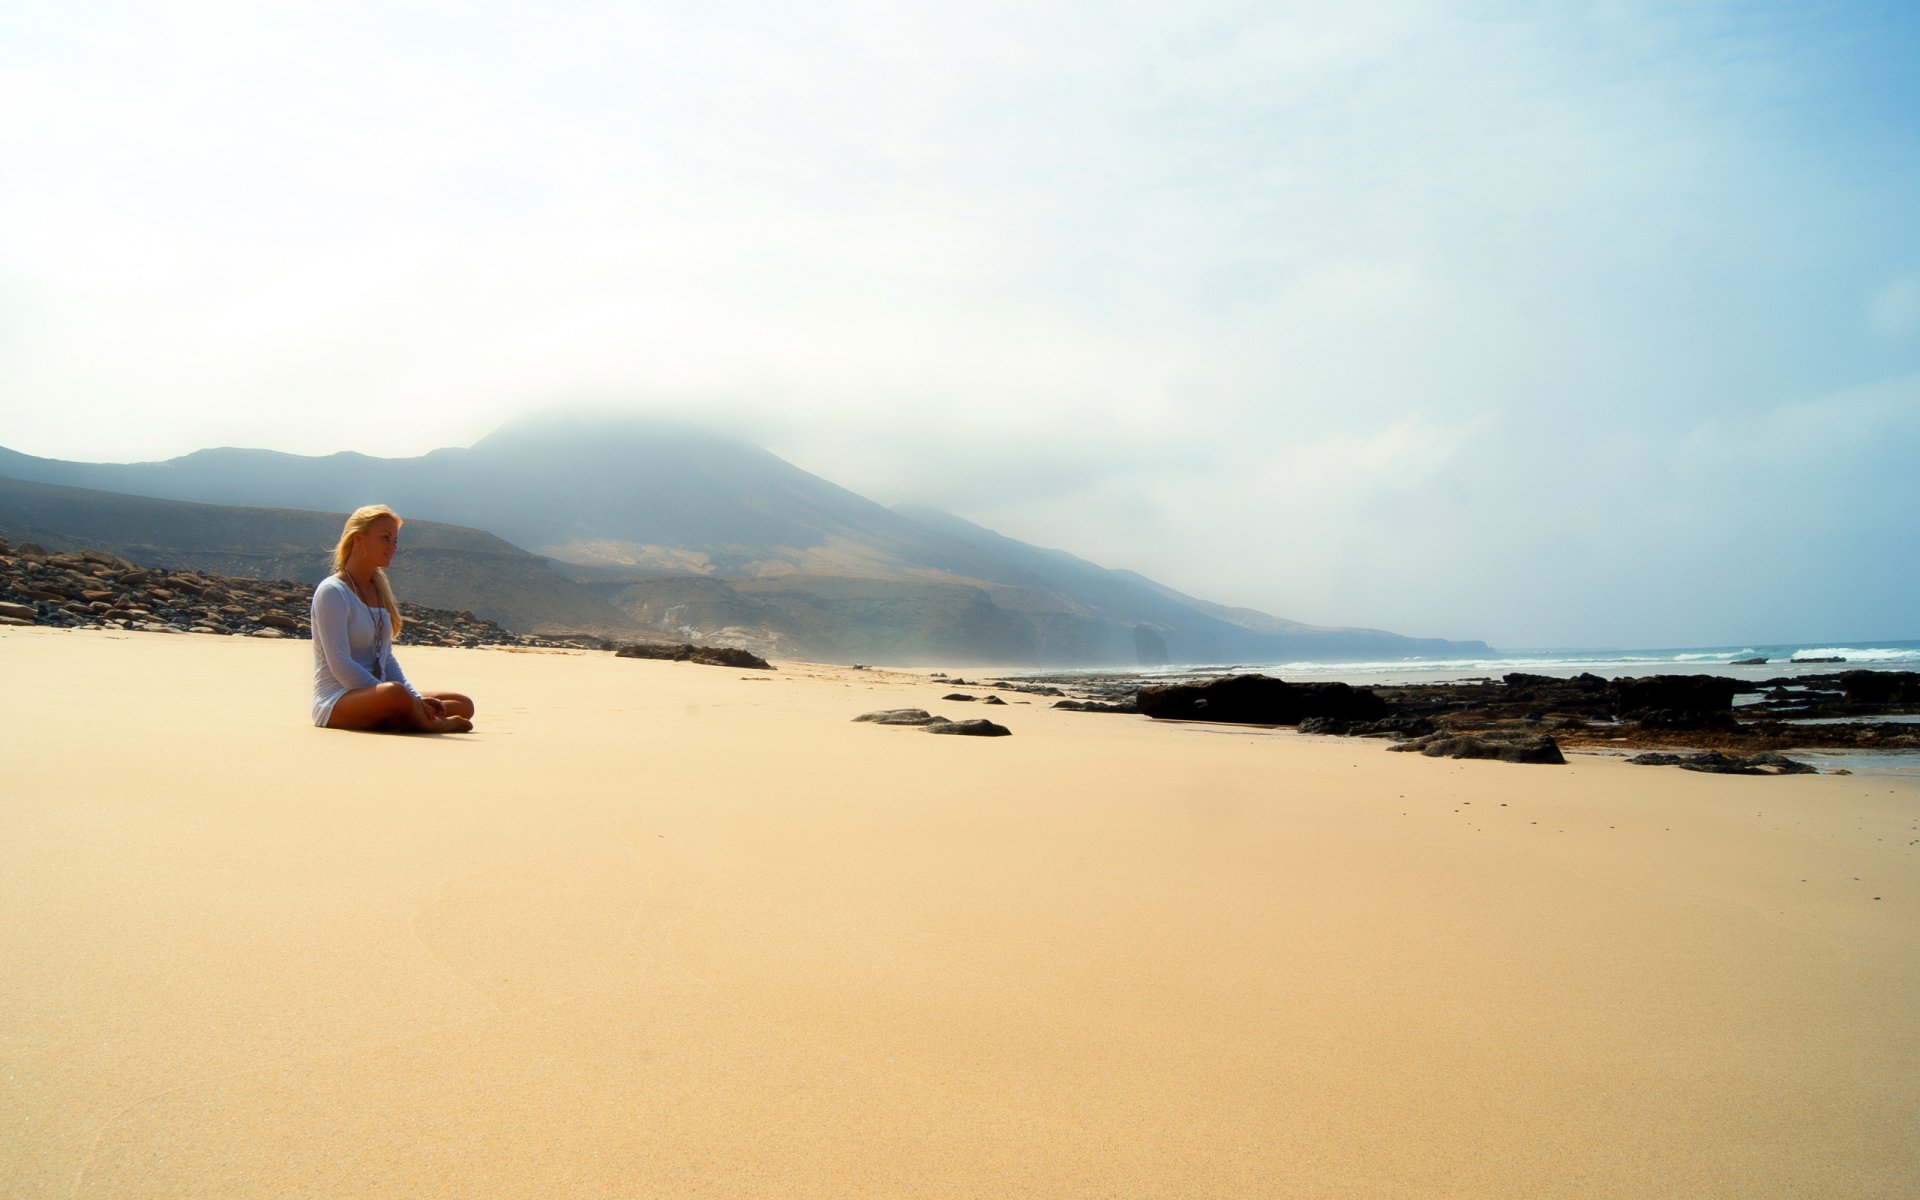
[4,1,1917,649]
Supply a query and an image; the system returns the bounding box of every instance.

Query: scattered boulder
[1053,699,1141,714]
[1388,733,1566,764]
[853,709,1012,736]
[853,709,948,725]
[0,543,566,648]
[1137,675,1386,726]
[615,642,774,669]
[1298,715,1437,738]
[924,718,1012,737]
[1627,750,1816,775]
[990,681,1067,697]
[942,692,978,702]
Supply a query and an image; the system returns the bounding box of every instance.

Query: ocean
[1028,639,1920,777]
[1108,639,1920,689]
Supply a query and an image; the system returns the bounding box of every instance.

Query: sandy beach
[2,625,1915,1197]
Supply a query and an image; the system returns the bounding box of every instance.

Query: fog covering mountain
[0,416,1492,665]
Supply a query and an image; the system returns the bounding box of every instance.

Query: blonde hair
[333,504,405,636]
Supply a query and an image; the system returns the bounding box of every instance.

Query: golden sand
[2,626,1915,1197]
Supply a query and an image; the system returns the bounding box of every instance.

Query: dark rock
[1634,707,1740,732]
[982,695,1007,705]
[1502,672,1561,689]
[615,642,774,669]
[1137,674,1386,726]
[982,680,1066,697]
[1299,715,1437,738]
[1628,750,1816,775]
[853,709,949,725]
[924,718,1012,737]
[1388,733,1566,764]
[1133,623,1169,667]
[1791,656,1845,664]
[942,693,978,702]
[1840,670,1920,705]
[1731,657,1768,665]
[1613,675,1737,719]
[0,543,575,648]
[1053,699,1141,714]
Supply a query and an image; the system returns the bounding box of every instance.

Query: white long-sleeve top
[310,573,419,726]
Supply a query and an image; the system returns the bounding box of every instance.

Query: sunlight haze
[3,1,1916,649]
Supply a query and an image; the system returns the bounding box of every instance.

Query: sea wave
[1040,639,1920,687]
[1787,646,1920,664]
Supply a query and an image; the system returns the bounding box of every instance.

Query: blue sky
[2,1,1916,648]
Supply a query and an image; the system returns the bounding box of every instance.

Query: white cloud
[2,1,1916,645]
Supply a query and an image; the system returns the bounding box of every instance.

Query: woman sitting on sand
[310,505,475,733]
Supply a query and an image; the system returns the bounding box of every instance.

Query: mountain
[0,416,1004,579]
[0,416,1494,665]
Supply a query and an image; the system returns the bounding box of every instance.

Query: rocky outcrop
[1016,663,1919,762]
[852,708,1012,736]
[853,709,950,726]
[1388,733,1567,764]
[1133,623,1170,667]
[614,642,774,669]
[924,718,1012,737]
[1052,699,1140,714]
[1136,675,1386,726]
[1627,750,1815,775]
[1298,715,1437,738]
[0,538,555,647]
[1840,670,1920,706]
[1612,675,1738,729]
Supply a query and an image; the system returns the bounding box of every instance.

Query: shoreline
[4,625,1916,1197]
[991,664,1920,772]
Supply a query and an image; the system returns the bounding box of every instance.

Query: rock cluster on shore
[1626,750,1817,775]
[0,538,571,649]
[614,642,775,670]
[1011,664,1920,766]
[1135,675,1386,725]
[852,708,1012,737]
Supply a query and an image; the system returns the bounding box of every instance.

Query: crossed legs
[326,681,476,733]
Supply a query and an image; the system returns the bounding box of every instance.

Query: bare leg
[326,682,472,733]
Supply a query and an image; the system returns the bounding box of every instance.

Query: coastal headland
[2,624,1915,1197]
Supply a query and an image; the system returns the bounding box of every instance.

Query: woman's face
[355,517,400,571]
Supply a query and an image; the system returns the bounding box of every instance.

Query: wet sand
[2,625,1915,1197]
